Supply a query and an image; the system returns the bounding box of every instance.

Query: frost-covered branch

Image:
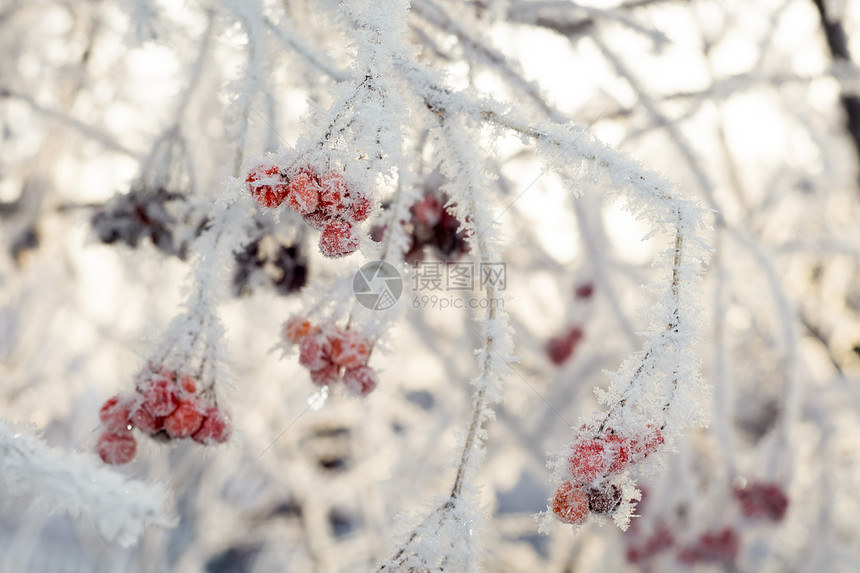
[0,420,173,546]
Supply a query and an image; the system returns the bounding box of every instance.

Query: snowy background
[2,0,860,571]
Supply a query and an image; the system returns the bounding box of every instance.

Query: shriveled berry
[310,361,341,386]
[164,399,205,438]
[99,395,134,434]
[329,330,371,368]
[552,481,589,525]
[318,172,352,217]
[369,225,386,243]
[588,485,622,514]
[299,332,332,371]
[286,171,321,215]
[192,407,231,445]
[246,164,288,209]
[139,375,179,417]
[285,316,314,344]
[569,439,609,482]
[96,431,137,465]
[319,221,360,258]
[342,365,379,395]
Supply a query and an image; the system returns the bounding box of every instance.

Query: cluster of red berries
[677,528,740,566]
[246,162,371,258]
[95,367,231,465]
[284,317,379,395]
[733,481,789,522]
[625,522,675,565]
[371,191,469,263]
[551,425,663,525]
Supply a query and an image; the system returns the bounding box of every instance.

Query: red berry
[284,316,315,344]
[552,481,589,525]
[286,171,321,215]
[545,327,584,366]
[310,361,341,386]
[569,439,609,482]
[319,221,360,258]
[192,407,231,445]
[630,425,664,461]
[605,433,631,473]
[299,332,332,371]
[246,164,288,208]
[329,330,371,368]
[99,395,134,434]
[349,193,372,222]
[588,484,622,514]
[575,283,594,299]
[342,365,379,395]
[139,374,179,417]
[163,399,205,438]
[131,406,163,435]
[179,374,196,394]
[96,431,137,465]
[318,172,352,217]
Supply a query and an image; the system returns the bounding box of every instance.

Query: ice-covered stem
[0,420,173,546]
[407,73,710,428]
[154,197,249,391]
[264,16,350,82]
[219,1,266,177]
[411,0,565,121]
[710,239,738,476]
[377,104,512,570]
[595,34,797,465]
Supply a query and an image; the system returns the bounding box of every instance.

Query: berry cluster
[677,528,740,566]
[246,162,371,258]
[233,235,308,297]
[625,523,675,565]
[371,192,469,263]
[405,192,469,263]
[733,481,789,522]
[551,425,663,525]
[95,367,231,465]
[284,317,379,395]
[92,186,198,259]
